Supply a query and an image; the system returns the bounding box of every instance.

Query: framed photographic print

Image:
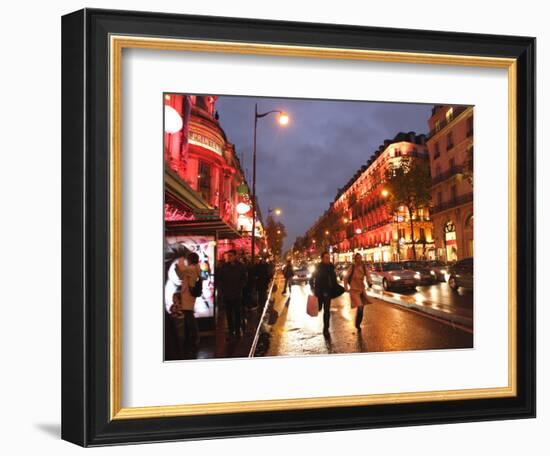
[61,8,536,447]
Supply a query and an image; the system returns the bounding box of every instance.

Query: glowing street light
[355,228,363,235]
[325,230,330,235]
[278,112,290,126]
[343,217,349,224]
[381,189,389,198]
[251,105,290,263]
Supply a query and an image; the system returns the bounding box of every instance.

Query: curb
[365,289,473,329]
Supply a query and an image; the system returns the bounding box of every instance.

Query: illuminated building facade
[163,93,266,260]
[426,105,474,261]
[301,132,434,263]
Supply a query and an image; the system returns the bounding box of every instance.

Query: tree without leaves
[384,157,432,260]
[264,215,287,259]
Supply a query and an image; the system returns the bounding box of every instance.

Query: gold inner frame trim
[109,35,517,420]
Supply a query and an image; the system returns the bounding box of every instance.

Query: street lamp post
[251,104,289,264]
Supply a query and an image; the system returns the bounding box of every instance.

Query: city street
[263,276,472,357]
[367,281,473,326]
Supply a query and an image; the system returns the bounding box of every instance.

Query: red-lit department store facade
[163,94,265,260]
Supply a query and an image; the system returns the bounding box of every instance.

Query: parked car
[291,266,311,285]
[366,262,418,291]
[447,257,474,291]
[426,260,450,282]
[401,261,438,285]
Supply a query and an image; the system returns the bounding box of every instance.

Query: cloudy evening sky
[215,96,434,252]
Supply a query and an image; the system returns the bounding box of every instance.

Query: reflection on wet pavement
[264,279,473,357]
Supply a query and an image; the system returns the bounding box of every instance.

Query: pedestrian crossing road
[264,278,473,357]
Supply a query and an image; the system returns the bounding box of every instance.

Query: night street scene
[163,94,474,361]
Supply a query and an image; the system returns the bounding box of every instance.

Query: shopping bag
[306,294,319,317]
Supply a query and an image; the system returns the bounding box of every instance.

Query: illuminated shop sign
[189,131,223,155]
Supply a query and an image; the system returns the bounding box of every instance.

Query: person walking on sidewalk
[217,249,248,339]
[282,259,294,295]
[255,258,272,309]
[345,253,369,331]
[174,252,202,352]
[310,251,338,337]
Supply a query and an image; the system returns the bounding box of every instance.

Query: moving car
[291,266,311,285]
[366,262,418,291]
[447,257,474,291]
[401,261,438,285]
[426,260,450,282]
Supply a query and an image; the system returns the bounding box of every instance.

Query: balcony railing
[431,165,463,186]
[431,192,473,214]
[429,106,468,137]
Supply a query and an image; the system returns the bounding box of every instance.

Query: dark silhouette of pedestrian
[217,250,248,338]
[255,258,272,309]
[282,259,294,294]
[310,251,338,337]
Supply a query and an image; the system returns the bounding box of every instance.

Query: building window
[398,228,405,241]
[450,184,457,201]
[434,142,440,159]
[446,132,454,150]
[435,119,441,132]
[466,116,474,137]
[198,161,212,202]
[446,107,454,123]
[419,227,426,241]
[435,164,441,177]
[449,158,455,171]
[437,191,443,205]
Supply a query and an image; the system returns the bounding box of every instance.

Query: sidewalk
[365,288,473,329]
[180,282,274,360]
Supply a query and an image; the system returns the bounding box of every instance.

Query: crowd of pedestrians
[164,244,372,359]
[165,248,275,359]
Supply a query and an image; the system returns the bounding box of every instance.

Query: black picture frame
[62,8,535,447]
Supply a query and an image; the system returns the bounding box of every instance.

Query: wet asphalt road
[265,278,473,357]
[374,281,473,312]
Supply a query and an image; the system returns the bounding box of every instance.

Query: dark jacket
[310,262,337,298]
[217,261,247,300]
[283,264,294,279]
[255,261,272,289]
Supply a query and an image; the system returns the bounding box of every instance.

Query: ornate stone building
[300,132,434,263]
[426,105,474,261]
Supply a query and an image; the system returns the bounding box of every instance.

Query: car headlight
[293,275,298,279]
[430,270,436,275]
[307,273,312,278]
[414,273,421,279]
[392,275,401,280]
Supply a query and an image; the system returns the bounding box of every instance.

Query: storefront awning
[165,167,243,240]
[166,218,242,239]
